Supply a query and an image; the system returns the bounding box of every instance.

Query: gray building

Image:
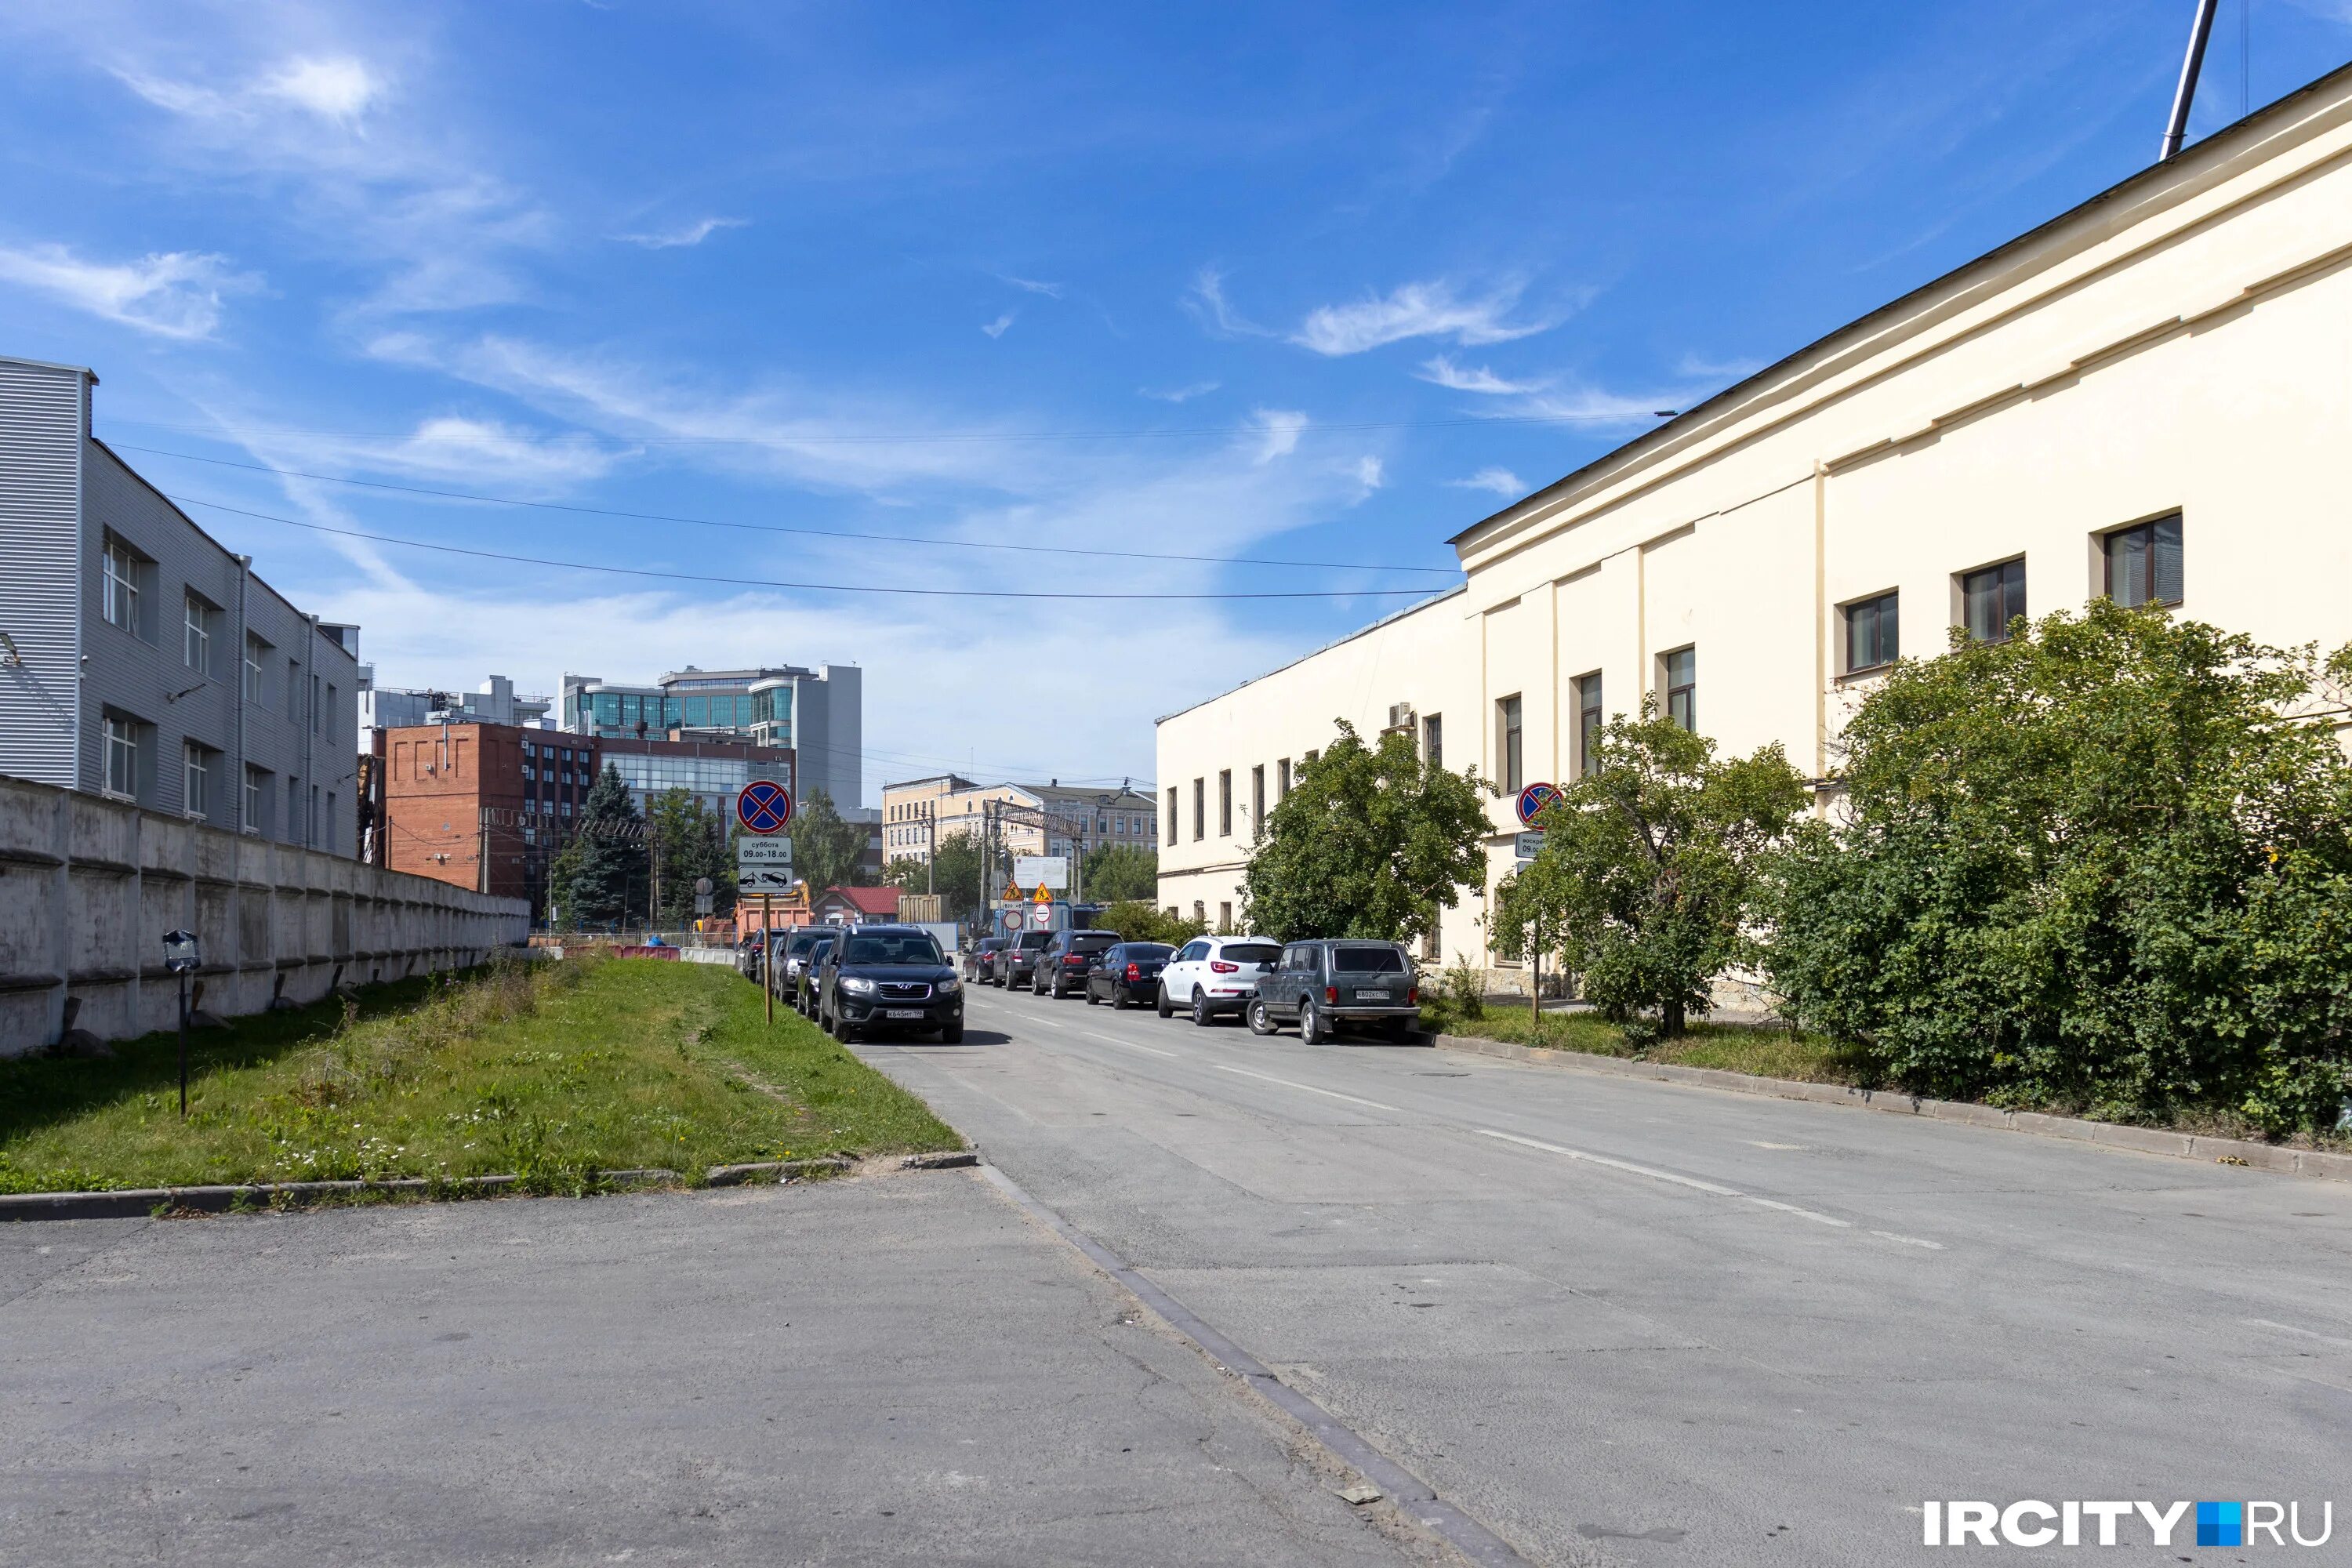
[560,662,863,808]
[0,354,362,855]
[360,671,550,742]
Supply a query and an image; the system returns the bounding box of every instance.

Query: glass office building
[560,663,861,811]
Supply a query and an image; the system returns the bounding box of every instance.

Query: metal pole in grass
[762,891,774,1025]
[162,929,201,1117]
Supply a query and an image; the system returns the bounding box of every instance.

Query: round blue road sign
[737,780,794,834]
[1515,782,1562,827]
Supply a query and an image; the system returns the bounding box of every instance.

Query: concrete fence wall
[0,773,531,1056]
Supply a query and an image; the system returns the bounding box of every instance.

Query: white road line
[1217,1065,1404,1113]
[1746,1197,1852,1229]
[2245,1316,2352,1348]
[1477,1129,1744,1196]
[1870,1230,1946,1250]
[1082,1029,1177,1058]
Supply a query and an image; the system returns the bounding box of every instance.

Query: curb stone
[0,1151,982,1221]
[1432,1033,2352,1184]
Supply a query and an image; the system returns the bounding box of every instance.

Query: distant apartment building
[880,774,1157,867]
[359,671,549,742]
[0,354,361,855]
[560,662,862,808]
[375,720,602,906]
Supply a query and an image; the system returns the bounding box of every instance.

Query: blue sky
[3,2,2346,804]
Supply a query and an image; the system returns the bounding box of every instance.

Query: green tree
[647,788,735,927]
[1500,705,1805,1040]
[793,789,873,893]
[547,764,648,930]
[1765,603,2352,1131]
[1241,720,1489,945]
[882,832,989,926]
[1082,842,1159,902]
[1094,899,1207,947]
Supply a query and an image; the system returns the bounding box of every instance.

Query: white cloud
[0,243,255,339]
[1250,408,1308,464]
[1448,467,1526,497]
[1417,355,1545,395]
[615,216,745,249]
[1353,455,1385,492]
[996,274,1064,298]
[259,56,383,122]
[981,312,1016,339]
[1292,279,1555,356]
[1140,380,1219,403]
[1183,267,1263,339]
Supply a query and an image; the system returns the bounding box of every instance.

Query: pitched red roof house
[811,884,902,924]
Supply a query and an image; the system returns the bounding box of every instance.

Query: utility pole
[2159,0,2220,160]
[925,800,935,896]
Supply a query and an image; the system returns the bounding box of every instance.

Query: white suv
[1156,935,1285,1026]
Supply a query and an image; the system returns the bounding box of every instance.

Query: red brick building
[375,721,603,903]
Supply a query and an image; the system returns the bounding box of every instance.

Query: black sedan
[964,936,1009,985]
[1085,942,1174,1010]
[816,926,965,1043]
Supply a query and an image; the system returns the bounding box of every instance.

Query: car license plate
[885,1008,925,1020]
[1354,989,1387,1000]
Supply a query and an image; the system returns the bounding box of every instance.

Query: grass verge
[1418,1004,1875,1086]
[0,954,960,1196]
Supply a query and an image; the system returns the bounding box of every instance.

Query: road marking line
[1217,1065,1403,1113]
[1746,1197,1851,1228]
[1869,1230,1945,1249]
[2245,1316,2352,1348]
[1477,1129,1742,1196]
[1081,1029,1176,1058]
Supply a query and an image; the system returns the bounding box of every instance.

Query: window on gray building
[286,775,301,844]
[245,765,267,833]
[286,659,301,721]
[183,591,216,673]
[102,535,149,637]
[103,712,144,800]
[183,742,210,818]
[245,635,267,702]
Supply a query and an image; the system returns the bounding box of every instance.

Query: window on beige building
[2103,513,2183,608]
[1496,695,1523,793]
[1842,592,1899,674]
[1166,786,1177,846]
[1661,648,1696,732]
[1218,770,1232,837]
[1422,713,1442,768]
[1218,902,1232,934]
[1277,758,1290,800]
[1574,674,1602,777]
[1250,764,1265,832]
[1961,558,2027,643]
[1192,777,1204,841]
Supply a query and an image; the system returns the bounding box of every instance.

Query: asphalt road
[0,1171,1440,1568]
[848,982,2352,1567]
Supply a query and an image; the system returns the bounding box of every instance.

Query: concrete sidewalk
[0,1173,1439,1568]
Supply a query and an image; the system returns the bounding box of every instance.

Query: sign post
[762,892,775,1025]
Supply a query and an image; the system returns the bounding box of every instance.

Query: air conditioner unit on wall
[1386,702,1416,732]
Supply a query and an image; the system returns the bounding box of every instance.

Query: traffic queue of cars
[964,927,1423,1043]
[742,920,1421,1045]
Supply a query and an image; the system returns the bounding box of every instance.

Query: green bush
[1765,604,2352,1134]
[1093,900,1207,947]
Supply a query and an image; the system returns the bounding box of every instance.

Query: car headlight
[938,975,961,994]
[840,975,876,995]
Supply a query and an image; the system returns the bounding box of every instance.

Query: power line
[111,408,1679,446]
[111,444,1461,576]
[166,493,1447,602]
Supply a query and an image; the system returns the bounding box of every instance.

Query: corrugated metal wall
[0,358,86,789]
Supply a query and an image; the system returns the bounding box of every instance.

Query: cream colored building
[1158,63,2352,970]
[880,772,1157,869]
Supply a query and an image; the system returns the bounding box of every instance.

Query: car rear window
[1017,933,1052,950]
[1221,943,1282,965]
[1069,933,1119,953]
[1126,944,1174,960]
[1333,946,1406,973]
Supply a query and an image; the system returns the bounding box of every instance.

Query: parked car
[964,936,1010,985]
[737,932,766,982]
[778,925,846,1004]
[1033,928,1122,998]
[1248,940,1421,1043]
[794,937,835,1016]
[1156,935,1284,1025]
[1085,942,1174,1009]
[1001,930,1054,989]
[815,925,964,1043]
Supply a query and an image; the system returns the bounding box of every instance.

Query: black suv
[1001,930,1053,989]
[1247,940,1421,1044]
[1034,929,1121,998]
[1085,942,1174,1010]
[816,925,964,1043]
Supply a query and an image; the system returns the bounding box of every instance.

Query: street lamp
[162,929,201,1118]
